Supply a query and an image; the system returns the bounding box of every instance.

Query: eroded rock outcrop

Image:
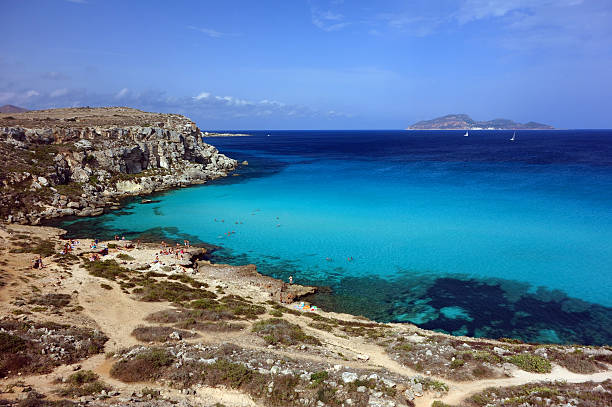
[0,107,237,224]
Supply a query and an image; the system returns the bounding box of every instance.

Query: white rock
[412,382,423,397]
[493,346,510,356]
[341,372,358,383]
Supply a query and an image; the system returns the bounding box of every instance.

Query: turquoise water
[59,130,612,345]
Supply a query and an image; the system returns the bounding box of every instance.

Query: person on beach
[289,276,293,284]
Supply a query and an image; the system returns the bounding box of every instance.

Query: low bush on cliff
[29,293,71,308]
[110,348,174,382]
[131,325,199,342]
[11,237,56,257]
[547,348,606,374]
[57,370,110,397]
[115,253,134,261]
[83,259,130,281]
[137,280,216,303]
[252,318,320,346]
[167,273,207,288]
[505,353,551,373]
[469,380,612,407]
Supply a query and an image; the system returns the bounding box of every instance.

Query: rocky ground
[0,107,238,225]
[0,224,610,407]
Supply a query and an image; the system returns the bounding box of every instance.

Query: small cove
[57,130,612,345]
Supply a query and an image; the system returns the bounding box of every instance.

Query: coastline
[0,222,610,406]
[2,109,611,405]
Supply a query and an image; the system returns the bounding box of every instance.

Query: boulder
[341,372,358,383]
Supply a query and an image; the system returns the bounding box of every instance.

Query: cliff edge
[0,107,238,224]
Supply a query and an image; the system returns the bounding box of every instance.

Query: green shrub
[110,348,174,382]
[116,253,134,261]
[0,332,28,353]
[310,370,328,385]
[59,370,109,397]
[269,309,283,317]
[252,318,321,346]
[84,259,130,281]
[67,370,98,385]
[450,358,465,369]
[506,354,551,373]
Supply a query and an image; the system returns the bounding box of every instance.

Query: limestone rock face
[0,108,238,224]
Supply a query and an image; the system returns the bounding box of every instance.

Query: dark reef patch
[304,274,612,346]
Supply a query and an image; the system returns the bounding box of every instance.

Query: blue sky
[1,0,611,129]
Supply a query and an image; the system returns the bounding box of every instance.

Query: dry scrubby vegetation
[0,319,107,378]
[9,236,56,258]
[270,303,390,339]
[252,318,321,346]
[56,370,110,397]
[107,342,445,407]
[468,379,612,407]
[384,333,611,381]
[131,325,199,342]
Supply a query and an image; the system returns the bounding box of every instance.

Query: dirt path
[68,261,169,351]
[417,364,612,407]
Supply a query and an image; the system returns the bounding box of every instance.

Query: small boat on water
[510,132,516,141]
[464,131,469,137]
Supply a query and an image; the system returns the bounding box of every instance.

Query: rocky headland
[0,107,237,224]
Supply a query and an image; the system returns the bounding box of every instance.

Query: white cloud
[115,88,129,99]
[50,88,68,98]
[0,85,351,124]
[42,71,70,80]
[193,92,210,100]
[311,8,349,31]
[187,26,235,38]
[0,92,16,103]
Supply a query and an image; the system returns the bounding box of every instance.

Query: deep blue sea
[59,130,612,345]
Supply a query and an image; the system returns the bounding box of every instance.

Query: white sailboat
[464,130,469,137]
[510,132,516,141]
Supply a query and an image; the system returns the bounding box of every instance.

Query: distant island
[407,114,554,130]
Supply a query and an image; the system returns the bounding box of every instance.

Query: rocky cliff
[0,107,238,224]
